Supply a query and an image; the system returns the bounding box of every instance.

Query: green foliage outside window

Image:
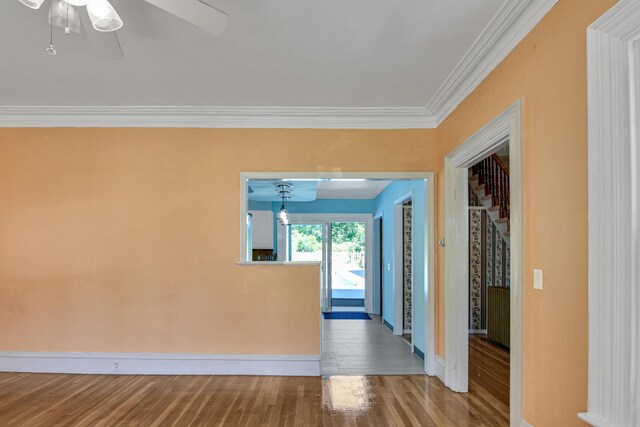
[291,222,365,253]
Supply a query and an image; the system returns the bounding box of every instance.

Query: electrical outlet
[114,361,120,372]
[533,269,543,290]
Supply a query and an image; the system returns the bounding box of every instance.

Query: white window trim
[239,171,437,376]
[580,1,640,426]
[443,100,525,426]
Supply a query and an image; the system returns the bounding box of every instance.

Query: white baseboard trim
[521,422,534,427]
[435,356,446,383]
[0,351,321,376]
[469,329,487,334]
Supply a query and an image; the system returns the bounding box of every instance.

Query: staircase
[469,154,510,246]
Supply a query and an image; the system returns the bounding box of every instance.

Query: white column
[580,1,640,425]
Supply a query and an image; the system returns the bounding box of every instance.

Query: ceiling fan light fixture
[45,43,57,55]
[63,0,91,6]
[86,0,123,32]
[49,0,81,34]
[17,0,45,9]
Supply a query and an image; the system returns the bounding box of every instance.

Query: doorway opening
[329,221,366,311]
[468,145,511,419]
[443,100,523,423]
[402,200,412,346]
[393,195,414,347]
[239,173,436,376]
[373,216,383,319]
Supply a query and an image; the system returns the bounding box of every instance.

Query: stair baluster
[470,154,510,231]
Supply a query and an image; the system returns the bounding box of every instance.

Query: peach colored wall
[0,0,617,422]
[0,128,435,355]
[434,0,616,425]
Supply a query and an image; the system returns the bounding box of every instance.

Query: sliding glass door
[329,222,366,311]
[289,224,324,262]
[287,219,368,313]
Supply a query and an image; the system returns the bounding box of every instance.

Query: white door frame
[373,214,383,316]
[443,100,524,426]
[284,213,373,312]
[580,2,640,425]
[393,192,413,342]
[325,222,333,313]
[239,172,436,376]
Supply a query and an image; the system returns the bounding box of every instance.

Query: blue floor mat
[323,312,371,320]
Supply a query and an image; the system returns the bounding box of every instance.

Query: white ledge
[236,261,322,266]
[578,412,619,427]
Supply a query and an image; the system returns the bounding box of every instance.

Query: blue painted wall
[282,199,374,215]
[248,201,272,211]
[373,180,426,355]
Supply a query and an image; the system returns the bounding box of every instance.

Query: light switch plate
[533,269,543,290]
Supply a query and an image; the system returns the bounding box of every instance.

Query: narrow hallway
[322,314,424,375]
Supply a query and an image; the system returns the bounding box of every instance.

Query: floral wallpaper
[469,206,510,331]
[403,205,413,331]
[469,209,484,330]
[486,219,494,291]
[495,234,504,286]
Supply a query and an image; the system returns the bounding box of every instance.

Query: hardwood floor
[0,370,509,426]
[322,315,424,375]
[469,334,510,426]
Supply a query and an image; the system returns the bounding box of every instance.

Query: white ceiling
[248,180,318,202]
[0,0,507,108]
[316,180,391,199]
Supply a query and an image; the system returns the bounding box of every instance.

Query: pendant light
[86,0,123,32]
[49,0,81,35]
[274,183,292,226]
[278,198,288,225]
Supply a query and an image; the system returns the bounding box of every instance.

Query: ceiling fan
[16,0,229,59]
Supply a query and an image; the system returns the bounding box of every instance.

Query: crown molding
[0,0,557,130]
[0,106,437,129]
[426,0,558,126]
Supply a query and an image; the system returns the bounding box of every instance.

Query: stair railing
[471,154,510,230]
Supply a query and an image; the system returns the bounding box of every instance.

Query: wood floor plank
[0,338,509,427]
[469,333,510,426]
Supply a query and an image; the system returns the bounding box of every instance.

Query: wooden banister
[470,155,510,230]
[492,153,509,174]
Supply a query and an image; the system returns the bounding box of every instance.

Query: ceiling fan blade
[143,0,228,36]
[79,10,124,60]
